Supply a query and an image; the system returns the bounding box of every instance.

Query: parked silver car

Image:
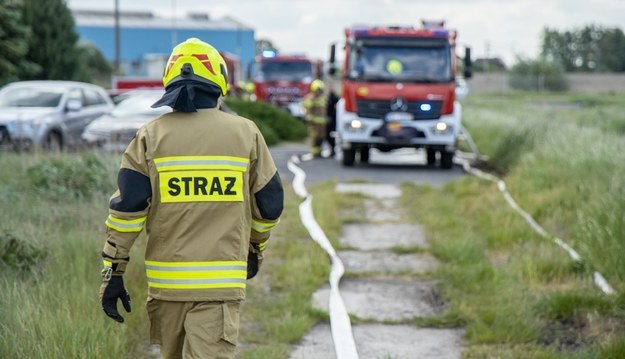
[0,81,114,151]
[82,89,238,152]
[82,89,171,152]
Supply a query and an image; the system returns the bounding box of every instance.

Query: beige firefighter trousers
[147,298,241,359]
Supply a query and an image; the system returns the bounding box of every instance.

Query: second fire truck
[251,52,322,118]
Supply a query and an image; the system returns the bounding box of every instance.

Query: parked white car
[82,89,170,152]
[0,81,114,151]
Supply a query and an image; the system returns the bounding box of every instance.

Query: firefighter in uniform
[302,79,328,158]
[98,38,284,359]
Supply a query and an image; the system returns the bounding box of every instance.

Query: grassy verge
[399,91,625,357]
[0,151,152,358]
[0,150,339,358]
[4,91,624,358]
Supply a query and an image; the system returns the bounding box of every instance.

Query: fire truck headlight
[433,121,452,133]
[350,120,363,130]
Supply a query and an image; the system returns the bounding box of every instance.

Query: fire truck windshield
[348,41,452,83]
[255,61,314,82]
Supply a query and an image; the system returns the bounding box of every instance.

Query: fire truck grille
[356,100,443,120]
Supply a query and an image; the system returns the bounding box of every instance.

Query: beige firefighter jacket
[102,107,284,302]
[302,93,328,125]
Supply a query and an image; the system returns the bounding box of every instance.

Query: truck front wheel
[359,147,370,163]
[426,148,437,165]
[342,148,356,167]
[440,150,454,169]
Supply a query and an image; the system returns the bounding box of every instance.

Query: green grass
[0,149,338,359]
[3,91,625,357]
[400,91,625,357]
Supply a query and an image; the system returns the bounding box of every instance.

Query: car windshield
[256,61,313,82]
[0,87,64,108]
[111,92,170,118]
[348,40,452,83]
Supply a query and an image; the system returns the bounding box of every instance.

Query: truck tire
[440,150,454,169]
[359,147,370,163]
[342,148,356,167]
[426,148,437,165]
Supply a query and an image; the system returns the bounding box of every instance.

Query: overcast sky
[67,0,625,66]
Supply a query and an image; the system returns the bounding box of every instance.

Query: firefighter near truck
[251,53,322,118]
[328,21,472,169]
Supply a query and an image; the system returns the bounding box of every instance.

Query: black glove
[247,252,259,279]
[100,275,131,323]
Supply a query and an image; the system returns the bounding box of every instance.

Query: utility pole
[171,0,177,48]
[114,0,120,74]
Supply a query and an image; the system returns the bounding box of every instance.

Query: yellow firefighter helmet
[310,79,325,92]
[162,38,228,95]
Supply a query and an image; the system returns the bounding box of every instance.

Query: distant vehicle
[109,51,242,100]
[328,21,473,168]
[0,81,114,151]
[82,89,237,152]
[251,52,323,118]
[82,90,170,151]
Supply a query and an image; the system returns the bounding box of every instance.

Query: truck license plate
[387,122,402,132]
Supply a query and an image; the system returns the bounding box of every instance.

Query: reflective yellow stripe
[145,260,247,290]
[258,241,268,251]
[105,215,146,233]
[154,156,249,172]
[308,116,326,124]
[252,219,279,233]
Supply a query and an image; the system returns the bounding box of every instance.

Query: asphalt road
[270,142,465,188]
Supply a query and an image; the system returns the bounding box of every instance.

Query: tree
[0,1,39,85]
[256,38,279,56]
[541,25,625,72]
[74,41,113,86]
[473,57,507,72]
[21,0,81,80]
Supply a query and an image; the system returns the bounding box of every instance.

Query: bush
[26,153,110,197]
[224,98,308,145]
[0,231,46,274]
[509,58,569,91]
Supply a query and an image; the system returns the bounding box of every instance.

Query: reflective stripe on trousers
[145,260,247,290]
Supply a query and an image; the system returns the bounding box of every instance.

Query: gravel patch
[312,278,443,321]
[338,250,438,274]
[335,183,402,199]
[340,223,428,250]
[289,323,464,359]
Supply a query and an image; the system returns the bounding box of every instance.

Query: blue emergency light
[262,50,277,58]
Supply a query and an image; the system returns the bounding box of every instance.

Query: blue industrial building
[72,9,255,81]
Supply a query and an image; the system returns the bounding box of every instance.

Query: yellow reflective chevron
[154,156,249,172]
[105,215,146,233]
[252,219,279,233]
[145,260,247,290]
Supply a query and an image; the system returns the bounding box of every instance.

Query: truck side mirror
[463,47,473,79]
[328,43,337,76]
[329,43,336,64]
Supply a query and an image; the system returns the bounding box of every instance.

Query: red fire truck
[251,53,322,117]
[111,52,242,99]
[328,21,472,168]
